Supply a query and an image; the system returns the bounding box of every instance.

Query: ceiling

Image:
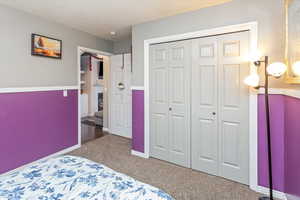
[0,0,231,41]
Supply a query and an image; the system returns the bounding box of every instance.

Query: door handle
[169,107,172,111]
[212,112,216,115]
[117,82,125,90]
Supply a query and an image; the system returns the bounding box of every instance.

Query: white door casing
[110,54,132,138]
[150,40,191,167]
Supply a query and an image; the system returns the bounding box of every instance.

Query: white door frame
[77,46,113,145]
[144,22,262,194]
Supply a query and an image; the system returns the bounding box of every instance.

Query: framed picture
[31,34,62,59]
[285,0,300,83]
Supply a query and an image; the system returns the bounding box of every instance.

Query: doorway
[78,47,112,144]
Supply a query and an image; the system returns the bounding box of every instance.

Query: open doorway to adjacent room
[78,47,112,144]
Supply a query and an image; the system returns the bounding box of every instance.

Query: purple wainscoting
[285,96,300,198]
[258,94,285,192]
[0,90,78,174]
[132,90,144,153]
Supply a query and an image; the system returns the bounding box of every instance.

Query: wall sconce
[244,54,287,200]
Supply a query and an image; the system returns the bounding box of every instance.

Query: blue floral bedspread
[0,156,174,200]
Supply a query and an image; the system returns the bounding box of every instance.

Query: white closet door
[168,41,191,167]
[218,32,249,184]
[110,54,132,138]
[191,31,249,184]
[149,31,249,184]
[150,43,170,161]
[191,37,219,175]
[150,41,190,167]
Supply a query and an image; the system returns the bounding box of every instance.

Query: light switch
[63,90,68,97]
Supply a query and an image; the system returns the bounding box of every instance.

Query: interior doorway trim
[143,22,260,192]
[77,46,113,145]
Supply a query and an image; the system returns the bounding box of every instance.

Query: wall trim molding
[144,21,260,192]
[0,86,79,94]
[0,144,81,176]
[254,185,287,200]
[259,88,300,99]
[131,150,149,159]
[131,86,145,90]
[286,194,300,200]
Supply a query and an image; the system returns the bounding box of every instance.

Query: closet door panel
[168,41,191,167]
[218,31,249,184]
[150,44,170,161]
[191,38,219,175]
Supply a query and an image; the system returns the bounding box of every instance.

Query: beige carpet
[70,134,261,200]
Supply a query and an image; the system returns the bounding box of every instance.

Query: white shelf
[80,71,85,74]
[80,81,86,84]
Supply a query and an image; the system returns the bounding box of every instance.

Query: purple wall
[132,90,144,153]
[257,94,300,197]
[285,96,300,198]
[0,90,78,174]
[258,94,285,191]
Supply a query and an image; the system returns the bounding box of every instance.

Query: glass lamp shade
[267,62,287,78]
[292,61,300,76]
[244,74,260,87]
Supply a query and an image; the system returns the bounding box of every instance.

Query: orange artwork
[31,34,62,59]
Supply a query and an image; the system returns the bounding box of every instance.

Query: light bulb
[244,74,260,87]
[267,62,287,78]
[292,61,300,76]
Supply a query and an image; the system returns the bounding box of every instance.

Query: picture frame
[31,34,62,59]
[285,0,300,83]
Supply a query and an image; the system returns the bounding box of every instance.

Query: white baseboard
[254,185,287,200]
[131,150,149,159]
[109,130,132,139]
[286,194,300,200]
[1,144,81,176]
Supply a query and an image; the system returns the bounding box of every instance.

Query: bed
[0,156,174,200]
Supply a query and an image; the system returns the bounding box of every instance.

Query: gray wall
[132,0,295,88]
[113,37,132,54]
[0,5,113,88]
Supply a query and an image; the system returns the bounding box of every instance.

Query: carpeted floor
[69,134,261,200]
